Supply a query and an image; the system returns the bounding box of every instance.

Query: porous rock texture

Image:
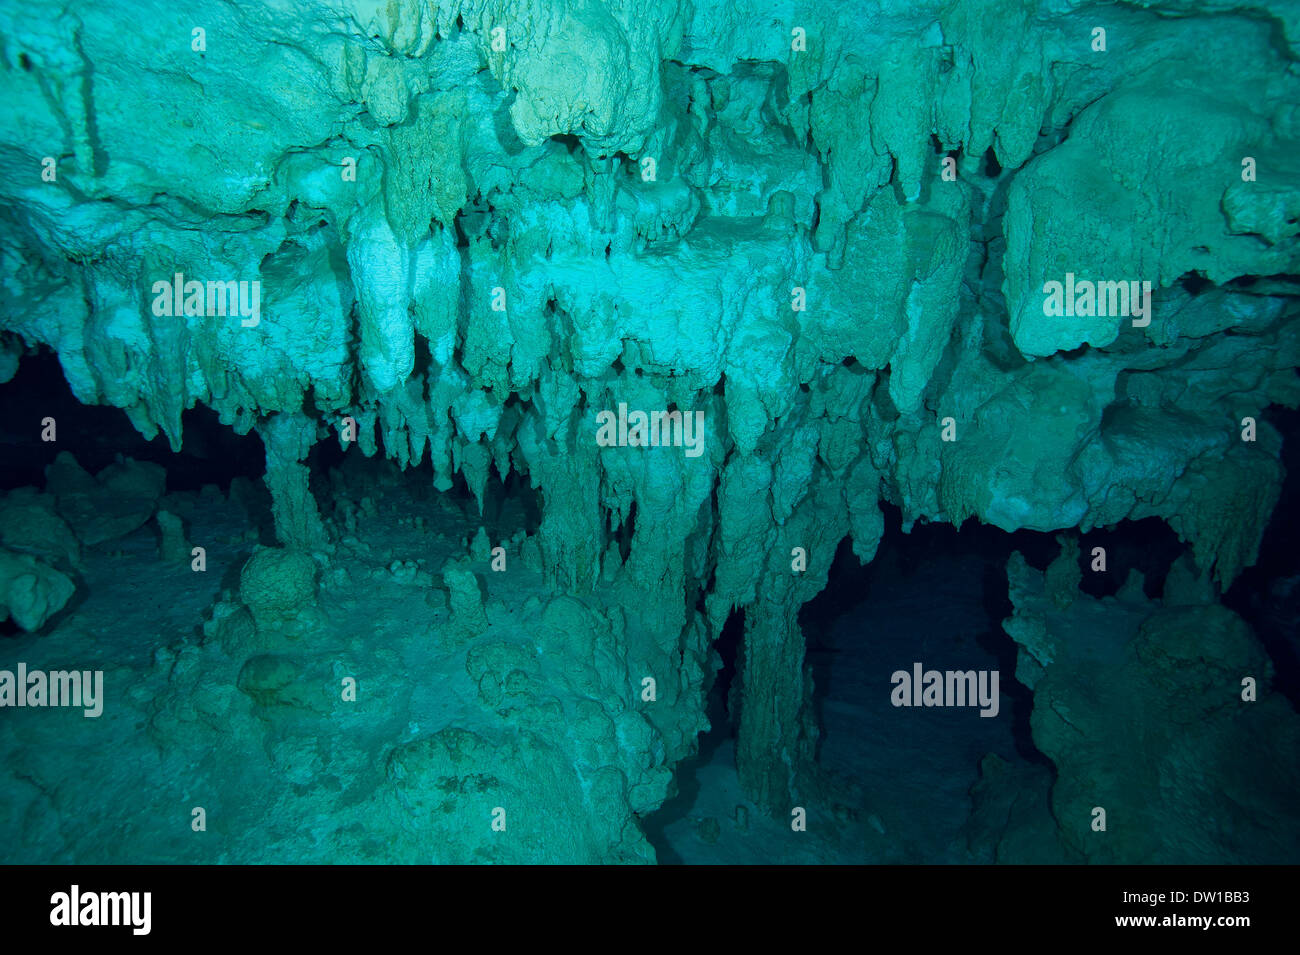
[1001,539,1300,862]
[1,0,1298,862]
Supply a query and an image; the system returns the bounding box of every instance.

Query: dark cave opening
[1225,404,1300,708]
[1073,516,1184,600]
[646,510,1064,862]
[0,348,265,493]
[0,346,543,569]
[798,505,1051,783]
[312,436,542,546]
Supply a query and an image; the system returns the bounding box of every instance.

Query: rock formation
[0,0,1297,862]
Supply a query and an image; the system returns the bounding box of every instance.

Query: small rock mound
[239,546,318,631]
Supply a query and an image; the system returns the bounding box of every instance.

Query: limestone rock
[155,509,192,563]
[0,488,80,569]
[0,546,76,632]
[239,547,318,631]
[45,453,165,546]
[442,563,489,645]
[1003,541,1300,863]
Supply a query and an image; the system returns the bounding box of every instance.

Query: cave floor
[0,473,534,862]
[4,466,1036,864]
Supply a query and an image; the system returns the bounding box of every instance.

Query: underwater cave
[1,0,1299,871]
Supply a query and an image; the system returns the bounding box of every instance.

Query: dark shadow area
[313,435,542,546]
[1074,517,1184,600]
[800,504,1052,768]
[0,347,264,492]
[640,606,744,864]
[1226,403,1300,709]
